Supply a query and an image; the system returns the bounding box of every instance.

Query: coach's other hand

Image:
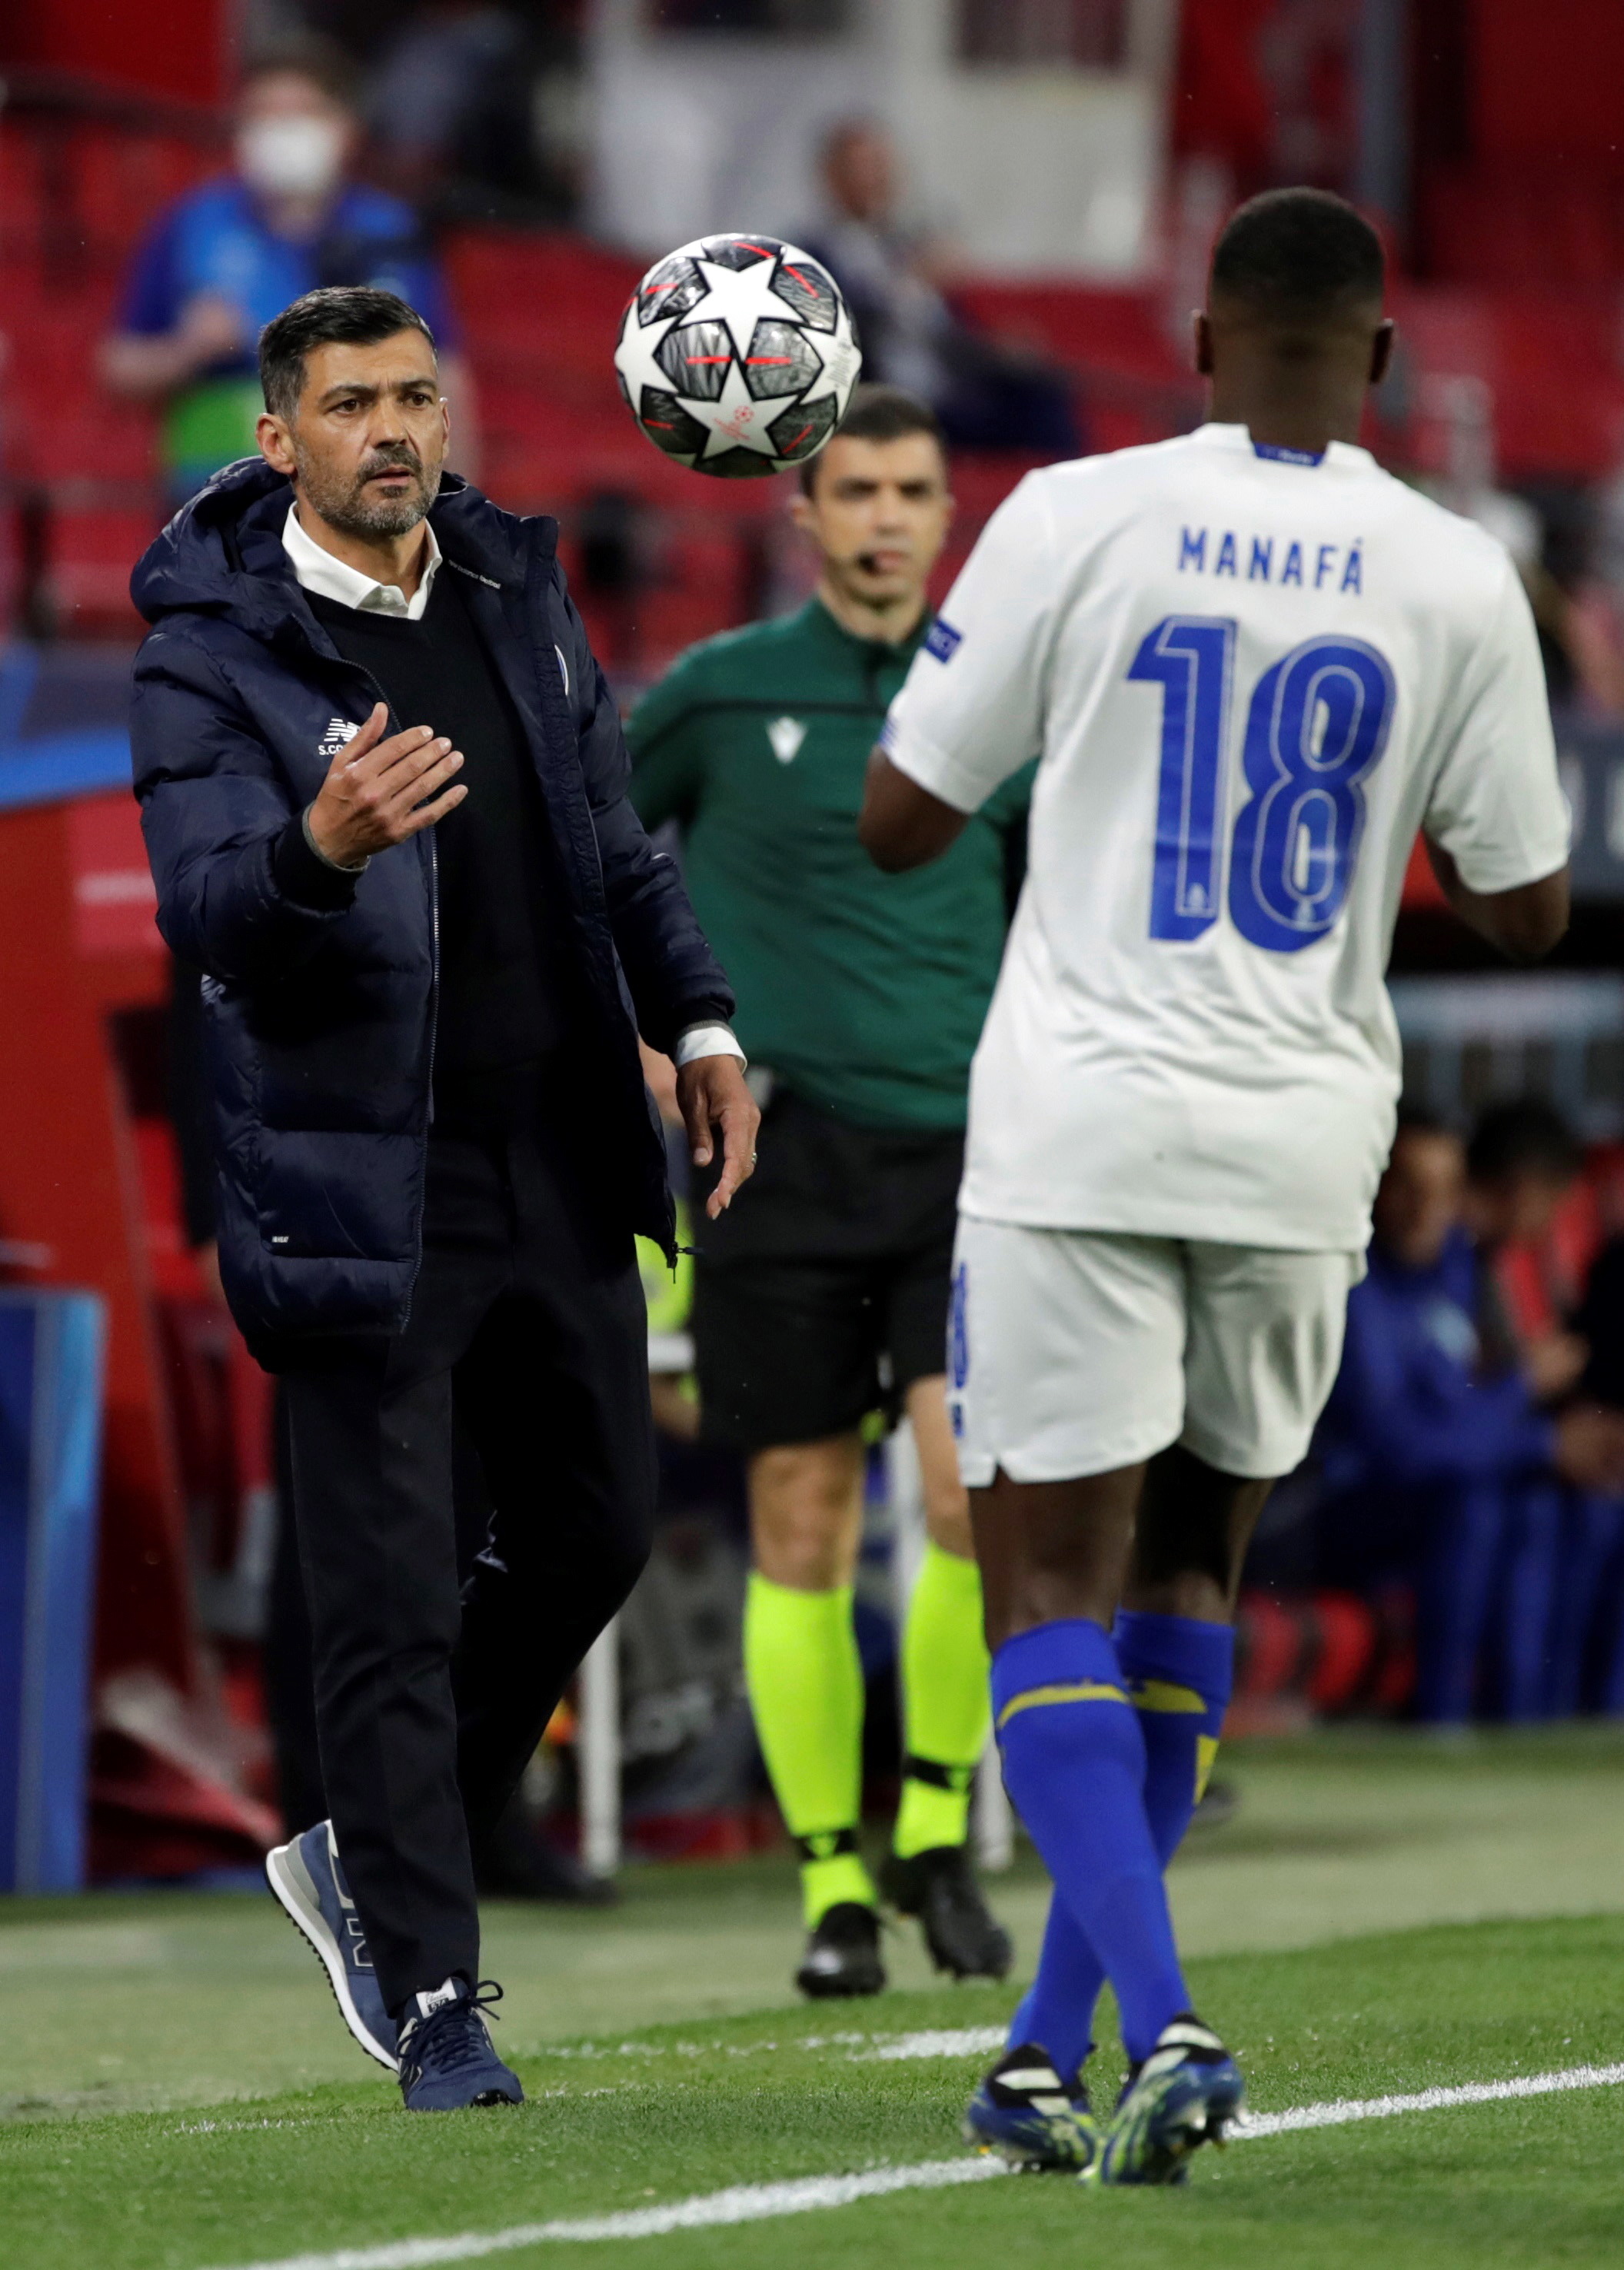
[678,1054,759,1218]
[307,701,467,867]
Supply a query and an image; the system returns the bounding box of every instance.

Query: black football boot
[880,1843,1013,1980]
[795,1902,887,1999]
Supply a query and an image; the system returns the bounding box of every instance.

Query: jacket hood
[129,457,557,645]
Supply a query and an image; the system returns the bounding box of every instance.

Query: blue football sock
[1006,1898,1099,2083]
[1117,1609,1236,1855]
[993,1619,1189,2067]
[1004,1612,1234,2075]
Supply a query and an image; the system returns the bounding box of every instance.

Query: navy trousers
[281,1120,654,2015]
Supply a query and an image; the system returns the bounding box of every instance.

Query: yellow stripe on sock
[1196,1734,1221,1800]
[995,1679,1127,1732]
[1128,1679,1207,1716]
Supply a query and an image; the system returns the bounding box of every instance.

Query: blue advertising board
[0,1290,105,1892]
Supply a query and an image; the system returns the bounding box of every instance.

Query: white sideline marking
[215,2158,1005,2270]
[1231,2059,1624,2139]
[208,2059,1624,2270]
[864,2028,1007,2062]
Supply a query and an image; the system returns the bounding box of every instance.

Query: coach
[129,285,756,2110]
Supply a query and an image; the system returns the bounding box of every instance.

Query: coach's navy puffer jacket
[130,458,732,1353]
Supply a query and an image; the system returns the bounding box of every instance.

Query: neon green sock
[894,1542,991,1859]
[744,1573,876,1926]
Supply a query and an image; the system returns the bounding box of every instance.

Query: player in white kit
[860,189,1571,2185]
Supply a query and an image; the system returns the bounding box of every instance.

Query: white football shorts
[947,1218,1363,1485]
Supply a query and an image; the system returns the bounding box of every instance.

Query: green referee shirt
[628,597,1030,1133]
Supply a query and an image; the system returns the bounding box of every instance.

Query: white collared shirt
[281,503,742,1075]
[282,501,443,620]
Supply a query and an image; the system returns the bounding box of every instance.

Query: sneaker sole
[1099,2073,1243,2185]
[265,1839,398,2073]
[962,2123,1091,2173]
[404,2086,524,2113]
[920,1929,1013,1982]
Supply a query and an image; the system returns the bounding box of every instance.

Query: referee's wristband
[673,1021,745,1070]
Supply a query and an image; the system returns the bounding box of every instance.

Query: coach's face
[794,432,953,617]
[259,329,448,541]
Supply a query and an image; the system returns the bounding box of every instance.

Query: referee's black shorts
[692,1087,962,1454]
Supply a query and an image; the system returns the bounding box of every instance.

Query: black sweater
[306,569,571,1124]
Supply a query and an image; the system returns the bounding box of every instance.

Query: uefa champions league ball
[614,233,862,479]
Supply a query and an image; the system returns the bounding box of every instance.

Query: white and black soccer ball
[613,233,862,479]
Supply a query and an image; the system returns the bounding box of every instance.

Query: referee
[630,387,1026,1995]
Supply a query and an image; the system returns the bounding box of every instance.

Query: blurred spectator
[361,3,584,220]
[803,119,1081,458]
[1422,374,1601,708]
[1464,1098,1589,1401]
[1579,1232,1624,1414]
[98,41,475,501]
[1566,433,1624,717]
[367,5,522,178]
[1315,1110,1624,1723]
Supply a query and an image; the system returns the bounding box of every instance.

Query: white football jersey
[882,423,1569,1251]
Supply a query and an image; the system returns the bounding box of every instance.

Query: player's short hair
[259,287,436,421]
[1466,1097,1580,1186]
[240,35,360,111]
[1210,188,1385,321]
[799,383,946,496]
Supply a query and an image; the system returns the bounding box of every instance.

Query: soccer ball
[613,233,862,479]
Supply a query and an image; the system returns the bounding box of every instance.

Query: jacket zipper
[425,828,440,1122]
[323,657,441,1318]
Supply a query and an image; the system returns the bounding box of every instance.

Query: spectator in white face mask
[100,41,476,501]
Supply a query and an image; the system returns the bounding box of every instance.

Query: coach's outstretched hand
[677,1054,760,1219]
[307,701,468,868]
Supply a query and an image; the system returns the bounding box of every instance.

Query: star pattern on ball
[614,238,861,476]
[692,354,788,462]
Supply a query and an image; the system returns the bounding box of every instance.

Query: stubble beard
[296,447,442,541]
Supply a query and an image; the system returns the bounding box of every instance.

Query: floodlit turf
[4,1916,1623,2270]
[5,1729,1624,2270]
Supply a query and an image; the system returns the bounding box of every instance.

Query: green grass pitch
[5,1729,1624,2270]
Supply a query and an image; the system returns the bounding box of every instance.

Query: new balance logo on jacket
[318,717,361,761]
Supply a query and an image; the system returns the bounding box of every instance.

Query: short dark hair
[1466,1098,1581,1187]
[240,36,360,112]
[259,287,435,421]
[799,383,945,495]
[1210,188,1384,321]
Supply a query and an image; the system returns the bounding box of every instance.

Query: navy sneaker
[964,2043,1099,2172]
[398,1979,524,2112]
[1094,2015,1244,2186]
[266,1821,398,2072]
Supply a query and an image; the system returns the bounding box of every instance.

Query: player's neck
[1208,382,1366,458]
[295,498,431,597]
[814,576,928,648]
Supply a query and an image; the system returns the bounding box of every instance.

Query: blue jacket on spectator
[1318,1227,1552,1500]
[129,457,732,1355]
